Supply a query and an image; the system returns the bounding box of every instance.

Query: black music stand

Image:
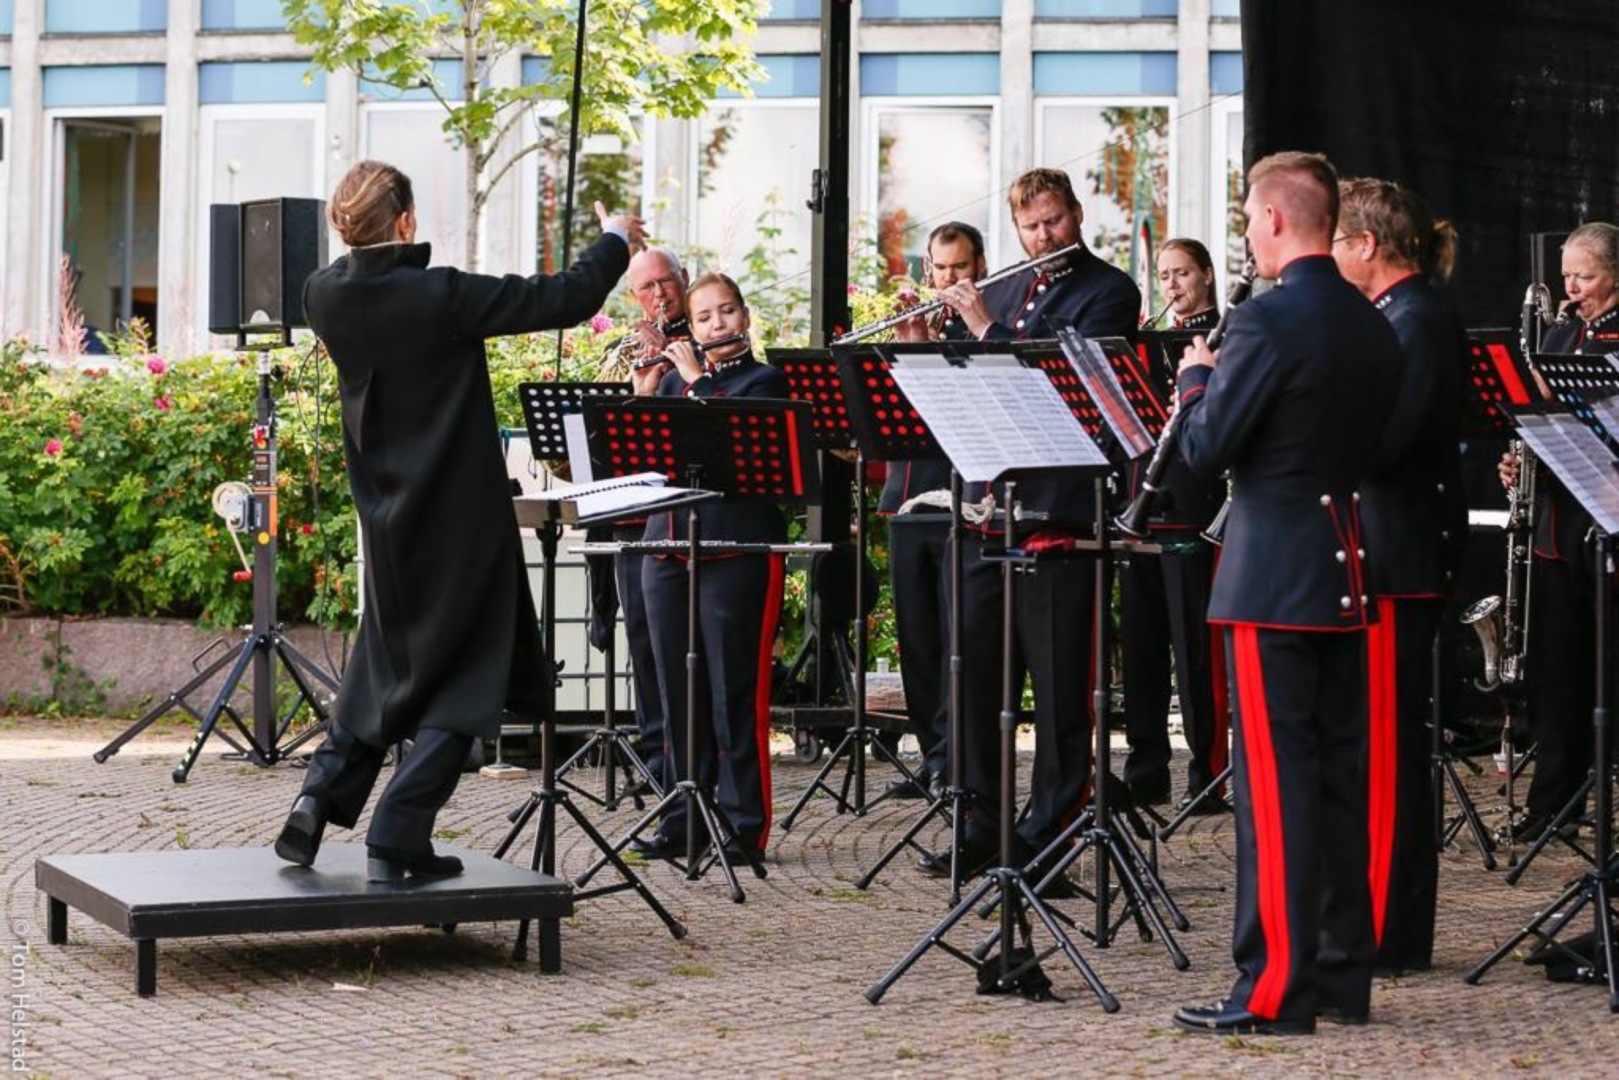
[1502,358,1619,881]
[571,395,822,903]
[513,380,659,807]
[1467,407,1619,1006]
[493,474,709,951]
[866,353,1118,1009]
[841,342,981,901]
[772,348,918,824]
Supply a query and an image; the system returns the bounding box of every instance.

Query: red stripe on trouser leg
[753,554,786,849]
[1366,598,1399,946]
[1233,625,1292,1020]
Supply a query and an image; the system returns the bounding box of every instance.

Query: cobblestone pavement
[2,725,1617,1078]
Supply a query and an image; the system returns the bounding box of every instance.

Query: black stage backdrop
[1242,0,1619,328]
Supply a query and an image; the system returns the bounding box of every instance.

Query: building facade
[0,0,1245,358]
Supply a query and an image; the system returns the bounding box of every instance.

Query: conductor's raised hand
[595,200,646,250]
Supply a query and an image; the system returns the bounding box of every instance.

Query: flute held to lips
[630,332,750,371]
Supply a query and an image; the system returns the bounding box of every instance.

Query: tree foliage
[283,0,766,267]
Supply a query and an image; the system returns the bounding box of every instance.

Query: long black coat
[303,235,630,745]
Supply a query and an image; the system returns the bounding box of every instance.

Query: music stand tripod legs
[492,517,685,945]
[1468,535,1619,1007]
[867,483,1118,1008]
[553,633,663,813]
[1433,630,1499,870]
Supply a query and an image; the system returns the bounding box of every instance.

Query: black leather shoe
[366,845,464,883]
[883,773,931,800]
[1126,775,1172,808]
[1176,790,1231,817]
[274,795,326,868]
[629,833,693,861]
[1317,1003,1369,1026]
[1173,999,1315,1036]
[915,850,950,877]
[1509,811,1579,844]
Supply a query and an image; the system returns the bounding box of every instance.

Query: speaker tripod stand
[94,346,336,782]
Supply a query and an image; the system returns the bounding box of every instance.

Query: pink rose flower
[301,524,315,536]
[154,395,172,411]
[44,438,63,456]
[590,313,614,334]
[846,283,859,296]
[146,356,168,375]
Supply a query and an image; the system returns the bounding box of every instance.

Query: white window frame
[1207,93,1245,300]
[860,95,1003,272]
[517,100,658,276]
[43,104,164,354]
[684,96,818,279]
[193,102,326,348]
[0,109,10,340]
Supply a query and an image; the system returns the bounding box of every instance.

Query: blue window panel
[762,0,820,20]
[0,0,13,36]
[521,57,548,86]
[1211,0,1240,15]
[0,70,10,108]
[864,0,999,17]
[1032,51,1177,96]
[861,54,999,96]
[1210,51,1242,95]
[1035,0,1175,16]
[199,62,325,104]
[43,65,166,107]
[360,59,465,102]
[200,0,288,31]
[46,0,166,34]
[718,55,820,99]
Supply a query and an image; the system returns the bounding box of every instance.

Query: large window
[863,0,1000,18]
[201,0,292,31]
[1038,100,1171,312]
[531,113,651,275]
[46,0,166,34]
[1035,0,1176,16]
[1209,96,1246,296]
[361,105,468,267]
[867,104,997,281]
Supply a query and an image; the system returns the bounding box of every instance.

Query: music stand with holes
[774,347,935,824]
[513,380,656,809]
[1502,358,1619,882]
[841,341,982,901]
[568,395,822,903]
[1467,406,1619,1006]
[866,354,1119,1009]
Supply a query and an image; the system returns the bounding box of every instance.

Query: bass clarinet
[1116,258,1257,538]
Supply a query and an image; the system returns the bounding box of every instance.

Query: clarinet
[1115,259,1257,538]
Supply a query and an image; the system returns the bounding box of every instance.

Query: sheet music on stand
[1514,411,1619,537]
[889,358,1109,484]
[1532,351,1619,453]
[1053,329,1158,458]
[513,472,713,528]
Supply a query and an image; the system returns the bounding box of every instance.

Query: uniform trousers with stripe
[888,518,952,782]
[1224,624,1375,1022]
[960,534,1096,854]
[1364,597,1442,971]
[1526,551,1597,820]
[613,523,665,782]
[1121,543,1230,795]
[642,552,783,848]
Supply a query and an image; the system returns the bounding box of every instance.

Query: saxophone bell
[1461,595,1504,691]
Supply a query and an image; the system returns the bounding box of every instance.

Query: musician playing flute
[632,273,790,862]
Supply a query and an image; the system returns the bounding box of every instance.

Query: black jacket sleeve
[1175,305,1288,482]
[446,233,630,341]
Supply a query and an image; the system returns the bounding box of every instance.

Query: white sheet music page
[892,364,1107,483]
[1517,412,1619,536]
[563,412,595,484]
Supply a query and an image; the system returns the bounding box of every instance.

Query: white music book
[513,472,702,527]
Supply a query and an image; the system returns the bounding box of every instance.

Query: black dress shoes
[366,844,465,883]
[883,772,932,801]
[1317,1003,1370,1026]
[1175,790,1232,817]
[273,795,326,868]
[1508,811,1579,844]
[1173,998,1316,1036]
[1126,775,1172,808]
[629,832,693,861]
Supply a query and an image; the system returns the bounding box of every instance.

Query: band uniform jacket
[303,234,630,746]
[1359,274,1468,598]
[1175,255,1402,628]
[646,355,790,549]
[1533,307,1619,562]
[975,246,1142,530]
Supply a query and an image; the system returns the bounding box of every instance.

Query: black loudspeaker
[239,197,327,332]
[1530,231,1570,305]
[207,204,242,335]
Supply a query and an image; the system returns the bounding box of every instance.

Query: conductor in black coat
[1332,178,1467,975]
[273,160,641,881]
[1171,152,1401,1036]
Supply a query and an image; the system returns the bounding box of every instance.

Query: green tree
[284,0,766,269]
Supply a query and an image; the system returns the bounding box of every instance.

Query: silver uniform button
[1340,596,1352,610]
[1026,301,1036,311]
[1352,491,1361,502]
[1441,529,1451,540]
[1015,319,1026,330]
[1320,494,1332,506]
[1335,550,1346,563]
[1437,482,1446,493]
[1361,594,1369,604]
[1357,548,1366,559]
